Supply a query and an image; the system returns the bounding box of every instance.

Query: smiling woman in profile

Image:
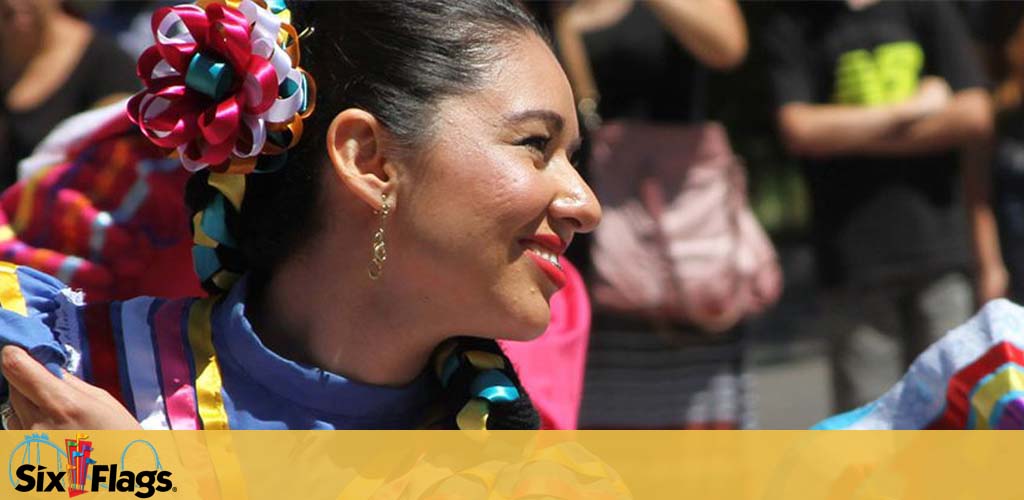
[0,0,600,431]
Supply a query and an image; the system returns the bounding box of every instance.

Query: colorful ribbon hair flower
[127,0,316,292]
[126,0,316,175]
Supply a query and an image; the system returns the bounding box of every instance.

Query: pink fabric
[500,258,591,430]
[154,298,201,430]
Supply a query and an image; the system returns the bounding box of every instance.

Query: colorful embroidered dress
[815,299,1024,429]
[0,264,435,429]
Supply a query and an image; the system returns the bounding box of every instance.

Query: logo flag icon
[64,434,93,498]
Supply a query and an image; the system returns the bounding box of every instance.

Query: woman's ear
[325,109,399,211]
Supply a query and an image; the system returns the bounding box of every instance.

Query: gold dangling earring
[368,193,390,280]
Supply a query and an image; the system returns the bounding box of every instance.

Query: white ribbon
[154,5,202,47]
[239,0,306,126]
[151,59,180,79]
[240,0,282,46]
[234,115,267,158]
[265,68,305,123]
[178,145,209,172]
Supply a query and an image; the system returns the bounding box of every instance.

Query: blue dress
[0,263,436,429]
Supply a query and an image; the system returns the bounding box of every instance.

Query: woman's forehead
[453,34,578,134]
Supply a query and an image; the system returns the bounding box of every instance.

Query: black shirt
[583,2,705,123]
[0,34,138,189]
[762,1,985,287]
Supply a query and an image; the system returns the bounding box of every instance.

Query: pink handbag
[586,121,782,332]
[553,8,782,333]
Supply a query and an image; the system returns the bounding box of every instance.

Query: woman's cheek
[483,160,550,223]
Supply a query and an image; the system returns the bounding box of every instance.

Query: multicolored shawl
[0,100,201,302]
[815,299,1024,429]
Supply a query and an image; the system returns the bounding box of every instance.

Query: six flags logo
[9,434,174,498]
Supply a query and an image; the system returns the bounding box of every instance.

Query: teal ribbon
[299,72,309,113]
[185,53,235,101]
[200,195,237,247]
[192,246,220,282]
[267,0,287,14]
[470,370,520,404]
[279,78,299,99]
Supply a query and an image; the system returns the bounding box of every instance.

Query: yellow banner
[0,431,1014,499]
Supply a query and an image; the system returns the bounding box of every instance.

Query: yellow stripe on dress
[13,168,49,233]
[0,262,28,316]
[187,296,230,430]
[184,297,250,499]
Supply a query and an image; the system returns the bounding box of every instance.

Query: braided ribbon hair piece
[431,338,539,431]
[126,0,315,292]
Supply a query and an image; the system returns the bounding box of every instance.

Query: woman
[0,0,600,430]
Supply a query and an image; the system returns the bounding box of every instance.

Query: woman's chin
[499,306,551,342]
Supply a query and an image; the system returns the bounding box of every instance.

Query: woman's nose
[550,165,601,234]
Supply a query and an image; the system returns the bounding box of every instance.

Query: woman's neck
[247,218,445,387]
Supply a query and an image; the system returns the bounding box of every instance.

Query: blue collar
[210,277,436,419]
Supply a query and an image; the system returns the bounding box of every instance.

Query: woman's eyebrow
[502,109,565,134]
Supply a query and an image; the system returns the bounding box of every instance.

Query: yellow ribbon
[464,351,506,370]
[0,262,28,316]
[187,296,230,430]
[207,172,246,211]
[456,399,489,431]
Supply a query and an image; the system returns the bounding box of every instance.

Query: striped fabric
[579,316,754,429]
[815,299,1024,429]
[78,297,225,430]
[0,265,434,429]
[0,265,224,429]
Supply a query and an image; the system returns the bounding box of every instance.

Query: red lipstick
[526,251,568,289]
[522,234,569,289]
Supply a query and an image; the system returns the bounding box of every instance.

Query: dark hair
[185,0,545,430]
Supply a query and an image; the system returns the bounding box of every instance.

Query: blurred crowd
[3,0,1024,429]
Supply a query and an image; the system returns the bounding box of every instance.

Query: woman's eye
[516,135,551,154]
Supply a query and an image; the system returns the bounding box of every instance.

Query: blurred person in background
[539,0,760,429]
[966,2,1024,303]
[762,0,1003,412]
[0,0,137,189]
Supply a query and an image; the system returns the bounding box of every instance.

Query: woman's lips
[525,249,567,289]
[531,233,568,254]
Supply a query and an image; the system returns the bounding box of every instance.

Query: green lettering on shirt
[833,41,923,105]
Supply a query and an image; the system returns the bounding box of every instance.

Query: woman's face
[390,32,601,341]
